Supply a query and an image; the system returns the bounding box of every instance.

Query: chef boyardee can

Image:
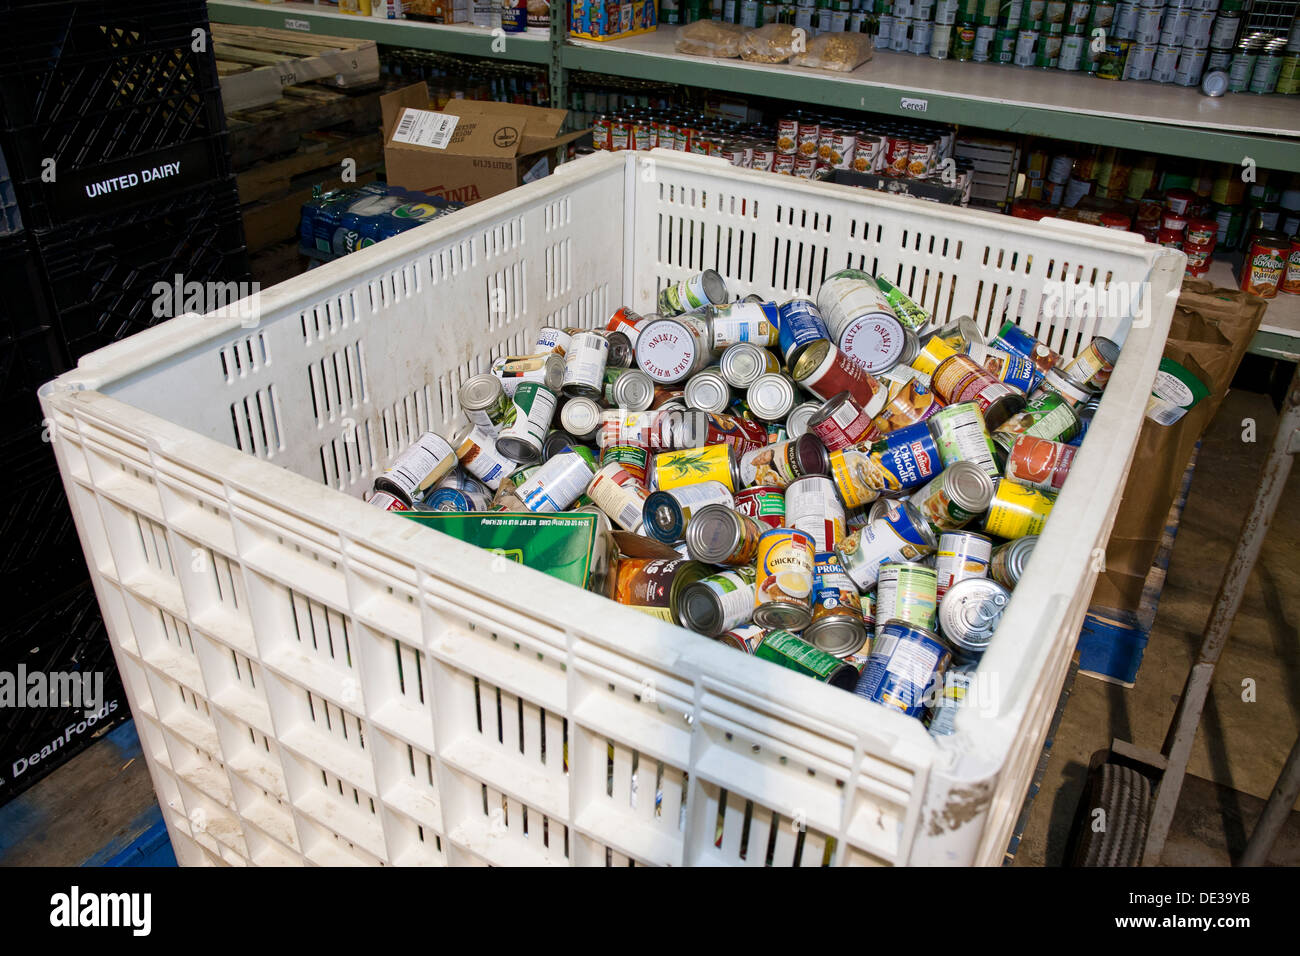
[754,528,816,631]
[460,373,512,434]
[853,621,952,718]
[643,480,735,543]
[518,446,596,512]
[658,269,729,316]
[374,430,458,506]
[777,298,832,369]
[940,577,1010,658]
[684,504,764,567]
[910,459,996,532]
[984,480,1056,538]
[936,531,992,598]
[875,561,939,632]
[756,629,859,689]
[805,552,867,657]
[928,402,1001,477]
[495,381,558,463]
[561,331,610,400]
[613,558,710,624]
[653,443,741,493]
[678,566,758,636]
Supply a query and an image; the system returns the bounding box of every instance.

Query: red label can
[735,486,786,529]
[1281,238,1300,296]
[776,117,799,155]
[703,412,771,458]
[1005,435,1077,491]
[793,340,885,415]
[884,135,911,176]
[809,392,876,450]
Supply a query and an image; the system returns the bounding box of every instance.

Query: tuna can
[1005,435,1077,491]
[374,430,458,506]
[866,420,945,491]
[939,577,1011,657]
[604,368,656,411]
[777,298,832,369]
[453,423,513,491]
[491,352,565,398]
[518,446,595,512]
[756,629,859,689]
[1062,336,1120,390]
[853,621,952,718]
[719,342,780,388]
[935,531,993,598]
[785,475,847,552]
[678,567,758,636]
[809,391,876,450]
[910,459,997,532]
[875,561,939,632]
[643,480,734,543]
[653,443,741,493]
[366,490,409,511]
[684,368,732,414]
[984,479,1056,538]
[717,623,766,653]
[613,558,710,624]
[754,528,816,630]
[709,301,780,349]
[989,535,1037,587]
[658,269,729,316]
[739,433,830,489]
[534,326,572,356]
[928,402,1002,477]
[685,504,765,566]
[561,332,610,400]
[806,552,867,657]
[992,391,1081,454]
[587,462,650,531]
[836,513,937,591]
[734,486,786,529]
[559,396,603,442]
[460,373,512,434]
[792,339,887,415]
[785,400,824,439]
[495,381,558,463]
[1031,366,1096,408]
[747,372,798,421]
[635,314,712,385]
[600,444,648,486]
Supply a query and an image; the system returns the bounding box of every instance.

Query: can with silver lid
[756,628,859,688]
[1030,366,1096,407]
[684,504,765,566]
[805,552,868,657]
[541,429,578,462]
[643,480,735,543]
[719,342,779,389]
[677,566,758,636]
[491,352,565,398]
[453,423,515,491]
[836,509,937,591]
[495,381,558,463]
[738,433,830,490]
[754,528,817,631]
[989,534,1038,588]
[792,338,887,415]
[653,442,742,493]
[785,400,823,439]
[747,372,798,421]
[459,374,512,434]
[777,298,832,370]
[375,430,458,506]
[817,273,897,353]
[909,459,997,532]
[939,577,1011,657]
[853,620,952,718]
[559,395,603,442]
[600,328,635,370]
[604,367,655,411]
[635,314,712,385]
[658,269,729,316]
[808,391,876,450]
[935,531,993,598]
[684,368,733,414]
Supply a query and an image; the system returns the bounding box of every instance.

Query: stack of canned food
[366,266,1121,734]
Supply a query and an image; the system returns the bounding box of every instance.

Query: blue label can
[991,320,1042,360]
[867,421,942,491]
[777,298,831,368]
[872,498,934,548]
[997,350,1043,392]
[854,620,952,718]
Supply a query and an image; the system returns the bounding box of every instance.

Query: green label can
[496,381,557,464]
[756,629,859,689]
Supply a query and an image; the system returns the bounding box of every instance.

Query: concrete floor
[1015,387,1300,866]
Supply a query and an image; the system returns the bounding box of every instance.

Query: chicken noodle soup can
[678,566,759,636]
[805,552,868,657]
[643,480,735,543]
[374,430,458,506]
[684,505,764,567]
[875,562,939,632]
[935,531,993,598]
[1005,435,1076,491]
[984,480,1056,538]
[866,420,944,491]
[756,629,860,689]
[587,462,650,531]
[853,621,952,718]
[613,558,710,624]
[785,475,847,552]
[518,446,596,512]
[734,486,786,529]
[654,443,741,493]
[753,528,816,631]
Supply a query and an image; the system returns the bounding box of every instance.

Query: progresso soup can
[805,552,867,657]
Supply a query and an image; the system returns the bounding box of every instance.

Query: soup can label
[734,486,786,528]
[874,379,940,434]
[1005,435,1076,491]
[786,476,847,553]
[812,553,864,622]
[876,563,939,631]
[929,403,1001,477]
[754,529,815,628]
[853,621,951,718]
[866,421,943,490]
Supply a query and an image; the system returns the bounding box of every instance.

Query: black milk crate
[0,0,233,231]
[0,582,128,805]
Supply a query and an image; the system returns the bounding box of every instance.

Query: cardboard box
[380,85,588,206]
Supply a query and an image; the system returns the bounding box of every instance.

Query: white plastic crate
[41,150,1182,866]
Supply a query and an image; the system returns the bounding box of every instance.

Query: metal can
[935,530,993,598]
[1005,435,1077,491]
[657,269,729,316]
[366,490,409,512]
[747,372,798,421]
[709,300,780,349]
[911,334,959,378]
[931,353,1005,405]
[684,504,765,567]
[837,311,908,376]
[792,339,887,415]
[984,479,1056,538]
[678,567,758,636]
[739,433,830,489]
[875,561,939,632]
[420,487,487,513]
[754,528,816,631]
[587,462,649,531]
[785,475,847,552]
[1283,238,1300,296]
[734,486,786,529]
[635,314,712,385]
[653,443,741,493]
[600,443,648,486]
[604,367,656,411]
[928,402,1002,477]
[701,412,771,457]
[756,629,859,689]
[453,423,514,491]
[1030,366,1096,408]
[460,373,512,434]
[989,534,1037,588]
[809,391,877,450]
[613,558,710,624]
[806,553,868,657]
[910,459,997,532]
[853,621,952,718]
[835,512,937,591]
[717,623,767,653]
[785,400,824,440]
[684,368,732,414]
[719,342,780,388]
[517,446,595,512]
[776,298,832,369]
[642,480,734,543]
[992,391,1081,453]
[534,326,572,356]
[970,343,1043,394]
[991,320,1061,373]
[561,331,610,400]
[495,381,558,463]
[491,352,565,398]
[863,420,944,491]
[374,430,458,506]
[873,378,940,435]
[776,116,799,155]
[939,577,1011,657]
[1241,232,1289,297]
[559,396,603,442]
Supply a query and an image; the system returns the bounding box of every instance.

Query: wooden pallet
[225,84,385,168]
[213,22,381,111]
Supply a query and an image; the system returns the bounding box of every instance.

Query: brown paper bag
[1089,279,1267,614]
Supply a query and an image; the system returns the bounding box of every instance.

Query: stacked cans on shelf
[365,266,1123,732]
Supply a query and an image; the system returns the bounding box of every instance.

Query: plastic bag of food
[674,19,746,57]
[789,32,874,71]
[739,23,803,63]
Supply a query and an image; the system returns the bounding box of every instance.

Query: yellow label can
[984,481,1056,538]
[653,444,739,493]
[911,335,959,377]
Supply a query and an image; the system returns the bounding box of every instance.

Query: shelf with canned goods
[1205,256,1300,361]
[562,24,1300,173]
[206,0,553,64]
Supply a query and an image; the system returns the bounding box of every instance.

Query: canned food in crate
[734,486,786,529]
[971,342,1043,393]
[1004,434,1077,491]
[777,298,832,370]
[491,352,565,397]
[719,342,779,389]
[709,301,780,349]
[739,433,830,489]
[793,339,887,415]
[517,446,595,512]
[912,334,958,377]
[809,391,877,450]
[455,423,517,492]
[375,430,458,506]
[876,561,939,631]
[984,479,1056,538]
[874,378,940,434]
[604,367,655,411]
[864,420,944,490]
[931,353,1004,406]
[925,664,977,737]
[992,390,1081,454]
[785,475,847,552]
[460,373,512,434]
[643,480,734,543]
[991,320,1061,373]
[654,443,741,493]
[658,269,729,316]
[747,372,798,421]
[910,459,997,531]
[684,369,733,414]
[754,528,816,630]
[853,621,952,718]
[929,402,1002,477]
[685,504,765,567]
[702,411,771,457]
[990,534,1037,587]
[785,400,823,440]
[939,577,1010,657]
[717,623,766,653]
[587,462,649,531]
[873,496,936,549]
[806,552,868,656]
[1031,366,1095,408]
[600,444,648,486]
[829,129,856,169]
[614,558,710,624]
[836,511,937,590]
[773,153,796,175]
[495,381,558,463]
[421,487,487,513]
[756,629,859,688]
[839,311,909,376]
[935,530,993,598]
[560,396,603,442]
[679,566,759,636]
[366,490,409,511]
[635,314,712,384]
